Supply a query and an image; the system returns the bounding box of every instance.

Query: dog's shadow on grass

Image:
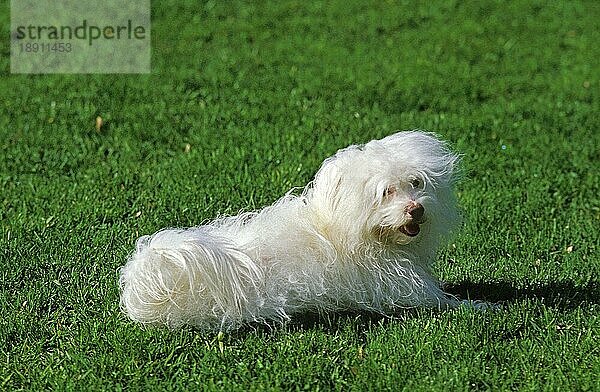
[227,280,599,337]
[444,279,600,309]
[234,311,398,337]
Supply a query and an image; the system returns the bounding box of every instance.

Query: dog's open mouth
[399,222,421,237]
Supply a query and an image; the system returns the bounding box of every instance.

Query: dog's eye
[410,177,422,189]
[384,186,397,197]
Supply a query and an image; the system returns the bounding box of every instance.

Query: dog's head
[307,131,459,254]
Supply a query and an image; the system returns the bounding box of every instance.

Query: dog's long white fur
[119,131,461,330]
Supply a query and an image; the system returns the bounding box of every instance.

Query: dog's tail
[118,228,264,330]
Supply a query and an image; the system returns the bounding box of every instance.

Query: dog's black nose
[407,203,424,222]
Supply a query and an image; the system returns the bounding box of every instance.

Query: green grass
[1,0,599,390]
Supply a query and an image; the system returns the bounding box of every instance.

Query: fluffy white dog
[119,130,466,330]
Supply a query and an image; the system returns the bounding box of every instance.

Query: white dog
[119,130,466,330]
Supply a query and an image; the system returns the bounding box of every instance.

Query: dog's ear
[308,145,367,204]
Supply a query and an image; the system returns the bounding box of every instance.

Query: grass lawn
[1,0,599,390]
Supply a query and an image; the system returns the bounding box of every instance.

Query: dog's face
[308,131,459,250]
[369,174,430,245]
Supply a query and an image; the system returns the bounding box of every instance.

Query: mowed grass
[1,0,599,390]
